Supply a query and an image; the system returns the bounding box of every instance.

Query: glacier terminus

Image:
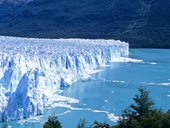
[0,36,129,122]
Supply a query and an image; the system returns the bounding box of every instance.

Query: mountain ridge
[0,0,170,48]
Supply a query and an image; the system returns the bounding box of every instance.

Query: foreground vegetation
[44,87,170,128]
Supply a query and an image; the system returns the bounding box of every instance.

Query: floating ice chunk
[112,80,125,84]
[149,62,157,65]
[111,91,114,94]
[112,57,142,63]
[159,83,170,86]
[108,113,120,122]
[145,82,170,86]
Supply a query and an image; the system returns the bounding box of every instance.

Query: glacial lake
[1,49,170,128]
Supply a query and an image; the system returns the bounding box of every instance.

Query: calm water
[1,49,170,128]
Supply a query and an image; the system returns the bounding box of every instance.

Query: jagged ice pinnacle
[0,36,129,122]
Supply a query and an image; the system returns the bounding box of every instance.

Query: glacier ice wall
[0,36,129,122]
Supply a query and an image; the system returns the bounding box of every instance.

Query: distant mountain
[0,0,170,48]
[0,0,32,5]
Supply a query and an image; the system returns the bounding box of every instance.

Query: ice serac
[0,36,129,122]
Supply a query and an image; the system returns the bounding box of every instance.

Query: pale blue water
[1,49,170,128]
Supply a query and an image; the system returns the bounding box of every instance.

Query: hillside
[0,0,170,48]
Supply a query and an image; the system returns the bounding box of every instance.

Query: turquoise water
[1,49,170,128]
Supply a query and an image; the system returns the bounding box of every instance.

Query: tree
[77,119,87,128]
[93,121,111,128]
[130,86,154,117]
[43,115,62,128]
[117,86,155,128]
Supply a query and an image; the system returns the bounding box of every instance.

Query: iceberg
[0,36,129,122]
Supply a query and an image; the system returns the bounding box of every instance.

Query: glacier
[0,36,129,122]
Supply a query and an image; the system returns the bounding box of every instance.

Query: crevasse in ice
[0,36,129,121]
